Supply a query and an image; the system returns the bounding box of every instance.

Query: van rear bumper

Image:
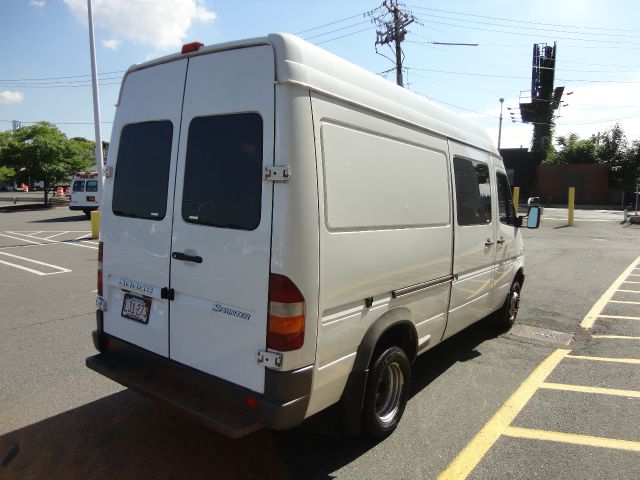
[88,321,312,438]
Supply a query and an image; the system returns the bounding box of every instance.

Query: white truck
[86,33,541,439]
[69,171,100,217]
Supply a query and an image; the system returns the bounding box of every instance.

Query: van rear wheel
[83,209,91,219]
[361,346,411,439]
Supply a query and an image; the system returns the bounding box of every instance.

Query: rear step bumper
[87,326,312,438]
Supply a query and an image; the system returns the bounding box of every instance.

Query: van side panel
[306,93,453,416]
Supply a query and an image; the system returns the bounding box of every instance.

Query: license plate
[87,196,96,202]
[121,293,151,324]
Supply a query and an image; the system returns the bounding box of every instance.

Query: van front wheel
[493,279,521,330]
[361,346,411,439]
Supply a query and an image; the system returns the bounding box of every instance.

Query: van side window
[112,121,173,221]
[496,172,515,225]
[453,157,492,226]
[86,180,98,193]
[72,180,85,192]
[182,113,263,230]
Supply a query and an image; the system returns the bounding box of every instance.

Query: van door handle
[484,239,495,247]
[172,252,203,263]
[496,238,506,245]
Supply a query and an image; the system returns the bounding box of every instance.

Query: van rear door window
[86,180,98,192]
[112,121,173,220]
[453,156,492,226]
[72,180,85,192]
[182,113,263,230]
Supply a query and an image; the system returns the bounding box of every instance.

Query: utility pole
[374,1,416,87]
[498,98,504,149]
[87,0,104,202]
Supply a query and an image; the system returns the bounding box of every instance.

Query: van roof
[122,33,498,156]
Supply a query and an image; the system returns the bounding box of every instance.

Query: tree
[0,165,15,182]
[0,122,94,205]
[545,133,598,165]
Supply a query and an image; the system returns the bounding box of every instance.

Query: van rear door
[168,46,275,394]
[101,60,188,356]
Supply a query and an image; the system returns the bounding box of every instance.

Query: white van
[86,34,541,439]
[69,171,100,217]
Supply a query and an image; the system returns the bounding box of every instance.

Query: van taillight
[267,274,305,351]
[97,241,103,297]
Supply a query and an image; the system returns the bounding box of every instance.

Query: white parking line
[0,232,44,245]
[6,231,97,250]
[0,251,71,275]
[74,233,92,241]
[609,300,640,305]
[43,231,69,239]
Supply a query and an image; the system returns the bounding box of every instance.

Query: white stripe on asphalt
[0,251,71,275]
[6,231,97,250]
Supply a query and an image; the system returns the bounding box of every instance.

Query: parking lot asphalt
[0,206,638,479]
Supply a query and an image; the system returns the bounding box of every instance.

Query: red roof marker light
[181,41,204,54]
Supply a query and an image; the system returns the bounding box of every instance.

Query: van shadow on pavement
[29,214,88,223]
[0,320,501,480]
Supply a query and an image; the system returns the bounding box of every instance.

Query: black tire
[493,279,521,330]
[361,346,411,439]
[83,209,91,219]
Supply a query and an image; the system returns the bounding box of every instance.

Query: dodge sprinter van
[87,33,541,439]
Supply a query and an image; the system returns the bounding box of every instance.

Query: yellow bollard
[91,210,101,239]
[512,187,520,216]
[568,187,575,226]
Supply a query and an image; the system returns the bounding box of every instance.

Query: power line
[303,19,372,41]
[420,18,640,46]
[407,5,640,33]
[407,67,639,84]
[0,82,122,89]
[314,26,375,46]
[0,76,123,86]
[416,11,640,40]
[0,119,113,125]
[0,70,125,82]
[295,9,379,35]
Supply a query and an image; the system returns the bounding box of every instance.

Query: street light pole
[498,97,504,150]
[87,0,104,203]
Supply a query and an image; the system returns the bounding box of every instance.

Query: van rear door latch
[263,166,290,183]
[256,350,283,368]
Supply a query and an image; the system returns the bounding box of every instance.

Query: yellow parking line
[504,426,640,452]
[597,314,640,321]
[609,300,640,305]
[540,382,640,398]
[437,349,571,480]
[592,335,640,340]
[567,355,640,365]
[581,255,640,329]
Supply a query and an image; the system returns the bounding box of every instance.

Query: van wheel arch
[338,307,417,436]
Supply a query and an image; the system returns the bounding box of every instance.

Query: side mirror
[526,206,541,228]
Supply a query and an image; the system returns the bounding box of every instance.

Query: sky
[1,0,640,152]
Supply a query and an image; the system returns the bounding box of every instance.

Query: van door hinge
[263,166,290,183]
[256,350,283,368]
[161,287,175,301]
